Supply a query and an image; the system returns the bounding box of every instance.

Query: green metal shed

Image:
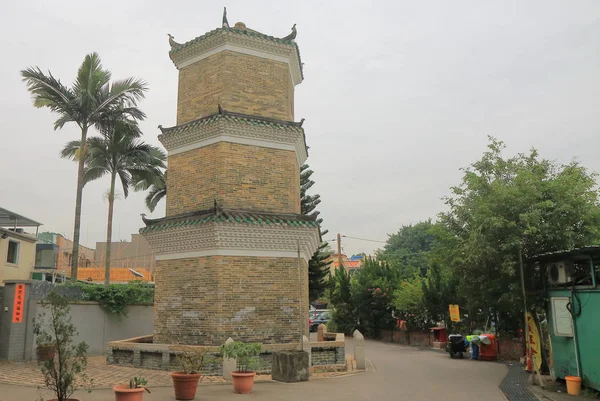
[529,247,600,390]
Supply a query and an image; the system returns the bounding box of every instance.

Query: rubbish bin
[478,334,497,361]
[447,334,465,358]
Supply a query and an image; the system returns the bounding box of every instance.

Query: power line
[341,235,387,244]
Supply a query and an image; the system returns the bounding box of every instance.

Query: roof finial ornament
[222,7,230,28]
[168,34,182,49]
[141,213,150,225]
[281,24,297,41]
[299,118,305,127]
[218,104,224,115]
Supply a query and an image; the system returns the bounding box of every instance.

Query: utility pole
[337,233,343,271]
[518,243,530,369]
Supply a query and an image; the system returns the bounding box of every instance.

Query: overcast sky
[2,0,599,256]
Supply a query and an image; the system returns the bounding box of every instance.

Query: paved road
[0,340,508,401]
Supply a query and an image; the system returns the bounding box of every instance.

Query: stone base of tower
[153,255,309,346]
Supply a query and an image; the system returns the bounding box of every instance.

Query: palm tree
[22,53,147,280]
[61,117,165,285]
[134,169,167,212]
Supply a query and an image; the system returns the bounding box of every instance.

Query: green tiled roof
[158,109,304,136]
[140,208,319,233]
[169,27,304,80]
[171,27,296,52]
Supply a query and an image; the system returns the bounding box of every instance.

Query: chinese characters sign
[526,312,542,372]
[12,284,26,323]
[449,304,460,322]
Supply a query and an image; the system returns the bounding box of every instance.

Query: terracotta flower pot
[36,344,55,361]
[566,376,582,396]
[171,372,202,400]
[231,371,256,394]
[113,384,146,401]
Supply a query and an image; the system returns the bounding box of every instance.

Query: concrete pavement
[0,340,509,401]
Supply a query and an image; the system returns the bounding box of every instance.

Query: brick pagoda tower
[141,12,320,346]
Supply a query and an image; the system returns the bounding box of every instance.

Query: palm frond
[60,140,82,160]
[21,67,77,129]
[83,166,109,185]
[145,186,167,212]
[73,53,111,98]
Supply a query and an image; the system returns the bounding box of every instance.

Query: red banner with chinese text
[12,284,26,323]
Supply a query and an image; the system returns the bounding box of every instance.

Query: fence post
[222,337,235,380]
[353,329,365,370]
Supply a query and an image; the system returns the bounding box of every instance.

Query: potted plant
[33,291,90,401]
[113,377,150,401]
[219,342,262,394]
[171,346,210,400]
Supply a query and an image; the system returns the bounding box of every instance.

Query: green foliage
[219,342,262,373]
[33,291,90,401]
[300,164,331,301]
[393,276,432,330]
[128,377,150,393]
[377,220,437,277]
[174,345,214,374]
[440,137,600,331]
[134,169,167,212]
[328,266,356,334]
[61,115,166,285]
[351,258,399,337]
[21,53,148,280]
[65,282,153,316]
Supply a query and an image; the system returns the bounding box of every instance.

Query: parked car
[310,311,330,332]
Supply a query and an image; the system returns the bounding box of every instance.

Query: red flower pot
[231,372,256,394]
[171,372,202,400]
[113,384,146,401]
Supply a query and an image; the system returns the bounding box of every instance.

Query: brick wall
[153,255,309,346]
[498,337,524,361]
[166,142,300,216]
[177,51,294,125]
[380,328,430,347]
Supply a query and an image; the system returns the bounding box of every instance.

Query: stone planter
[271,350,309,382]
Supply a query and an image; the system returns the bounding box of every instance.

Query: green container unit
[547,288,600,390]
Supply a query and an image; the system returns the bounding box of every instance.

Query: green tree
[61,117,165,285]
[394,275,431,330]
[328,266,355,333]
[22,53,147,280]
[300,164,331,301]
[351,257,399,337]
[441,137,600,331]
[377,220,436,277]
[134,169,167,212]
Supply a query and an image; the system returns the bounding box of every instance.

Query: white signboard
[551,297,574,337]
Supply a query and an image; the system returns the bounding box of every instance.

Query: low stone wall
[310,333,345,366]
[380,328,430,346]
[107,333,346,374]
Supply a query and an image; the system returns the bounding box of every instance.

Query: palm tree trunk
[70,126,88,281]
[104,171,116,285]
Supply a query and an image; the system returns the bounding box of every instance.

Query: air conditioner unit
[15,228,24,233]
[547,261,573,285]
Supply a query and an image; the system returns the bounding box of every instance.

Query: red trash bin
[478,333,497,361]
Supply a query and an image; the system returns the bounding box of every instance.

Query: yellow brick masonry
[153,255,309,346]
[177,51,294,125]
[166,141,300,216]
